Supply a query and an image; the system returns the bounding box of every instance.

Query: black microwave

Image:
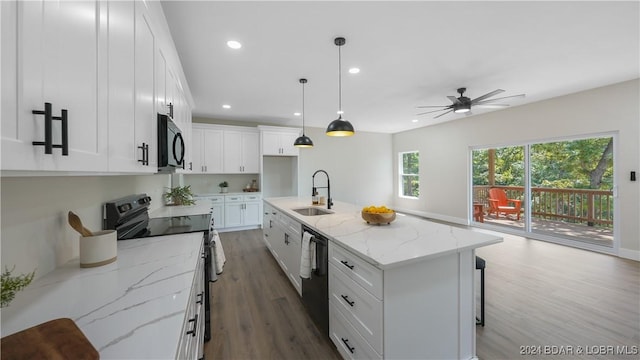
[157,113,185,172]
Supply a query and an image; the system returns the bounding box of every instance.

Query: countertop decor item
[326,37,355,137]
[164,185,195,206]
[294,78,314,147]
[79,230,117,268]
[0,318,98,359]
[361,208,397,225]
[219,181,228,193]
[1,266,35,308]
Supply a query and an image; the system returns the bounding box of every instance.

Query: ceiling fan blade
[417,108,451,116]
[416,105,451,108]
[474,104,510,108]
[447,96,461,104]
[433,109,454,119]
[470,89,505,104]
[475,94,526,104]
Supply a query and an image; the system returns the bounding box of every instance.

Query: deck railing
[473,185,614,227]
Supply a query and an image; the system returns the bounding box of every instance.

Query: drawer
[329,242,383,300]
[243,194,262,202]
[330,303,382,360]
[280,214,301,238]
[224,195,243,203]
[329,263,383,354]
[208,196,224,204]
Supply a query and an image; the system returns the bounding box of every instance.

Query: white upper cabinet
[223,130,259,173]
[2,0,108,171]
[260,128,301,156]
[107,0,156,172]
[190,125,223,173]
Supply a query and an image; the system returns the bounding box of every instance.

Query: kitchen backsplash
[184,174,260,194]
[0,175,171,280]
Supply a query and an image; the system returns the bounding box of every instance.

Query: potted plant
[219,181,229,193]
[163,185,195,206]
[1,266,35,308]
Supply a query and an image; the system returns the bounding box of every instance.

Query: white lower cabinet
[176,240,205,360]
[261,202,302,296]
[224,194,261,228]
[330,303,382,360]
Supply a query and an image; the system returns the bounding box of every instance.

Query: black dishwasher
[301,225,329,337]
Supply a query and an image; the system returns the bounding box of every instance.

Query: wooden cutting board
[1,318,99,360]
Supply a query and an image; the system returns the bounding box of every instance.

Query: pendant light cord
[302,81,306,134]
[338,44,342,115]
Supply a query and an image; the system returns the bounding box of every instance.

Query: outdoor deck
[478,214,614,247]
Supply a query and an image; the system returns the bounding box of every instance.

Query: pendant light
[294,78,314,148]
[326,37,355,137]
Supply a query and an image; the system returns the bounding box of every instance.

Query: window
[400,151,419,198]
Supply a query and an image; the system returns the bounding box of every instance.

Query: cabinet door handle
[284,233,289,245]
[340,294,355,307]
[340,260,354,270]
[189,162,193,171]
[32,103,68,155]
[186,314,198,337]
[137,142,149,165]
[341,338,355,354]
[196,292,203,305]
[269,220,273,228]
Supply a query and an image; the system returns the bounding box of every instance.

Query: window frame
[399,150,420,199]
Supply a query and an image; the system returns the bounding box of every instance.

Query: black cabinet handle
[32,103,68,155]
[341,294,355,307]
[186,314,198,337]
[168,102,173,118]
[340,260,354,270]
[137,142,149,165]
[341,338,355,354]
[196,292,203,305]
[189,162,193,171]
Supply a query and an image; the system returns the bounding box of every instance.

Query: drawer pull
[341,337,355,354]
[196,292,203,305]
[340,294,355,307]
[186,314,198,337]
[340,260,354,270]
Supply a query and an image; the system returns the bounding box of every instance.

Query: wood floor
[206,229,639,360]
[205,229,340,360]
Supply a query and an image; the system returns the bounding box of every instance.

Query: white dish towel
[211,229,226,274]
[300,231,315,279]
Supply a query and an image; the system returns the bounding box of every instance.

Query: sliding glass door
[472,135,614,248]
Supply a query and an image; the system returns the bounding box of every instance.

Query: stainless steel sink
[292,207,334,216]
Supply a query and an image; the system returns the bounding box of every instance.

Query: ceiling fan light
[454,103,471,113]
[326,116,355,136]
[294,134,314,147]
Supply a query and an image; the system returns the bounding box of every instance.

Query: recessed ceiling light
[226,40,242,49]
[294,112,301,116]
[412,119,418,123]
[348,67,360,74]
[222,104,231,109]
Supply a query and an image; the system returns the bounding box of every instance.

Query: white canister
[80,230,117,268]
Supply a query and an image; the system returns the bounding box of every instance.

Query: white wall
[298,127,394,207]
[0,175,170,280]
[393,79,640,259]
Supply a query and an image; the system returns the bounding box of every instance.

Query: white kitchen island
[265,197,503,360]
[1,233,204,359]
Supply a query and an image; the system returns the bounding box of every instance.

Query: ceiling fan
[417,88,525,119]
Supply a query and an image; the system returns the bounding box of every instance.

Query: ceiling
[161,1,639,134]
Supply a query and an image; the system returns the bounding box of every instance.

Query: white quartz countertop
[265,197,502,269]
[1,233,204,359]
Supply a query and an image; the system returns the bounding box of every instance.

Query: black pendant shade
[326,115,355,137]
[326,37,355,137]
[294,78,313,148]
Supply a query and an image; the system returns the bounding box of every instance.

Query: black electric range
[103,194,210,240]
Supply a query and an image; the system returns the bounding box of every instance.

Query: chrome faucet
[312,170,333,209]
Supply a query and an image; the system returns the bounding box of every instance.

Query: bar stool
[476,256,485,326]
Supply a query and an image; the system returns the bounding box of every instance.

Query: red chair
[487,188,522,220]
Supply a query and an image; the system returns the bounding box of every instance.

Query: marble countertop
[150,202,212,218]
[1,233,204,359]
[194,192,262,197]
[265,197,502,270]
